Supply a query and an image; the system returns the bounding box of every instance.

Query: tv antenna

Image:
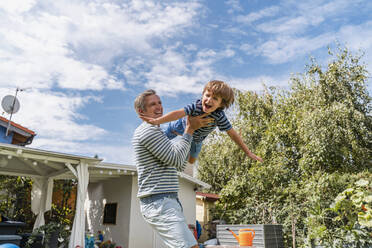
[1,88,24,136]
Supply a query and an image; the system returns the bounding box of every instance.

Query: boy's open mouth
[204,103,212,110]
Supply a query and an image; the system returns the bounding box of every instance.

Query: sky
[0,0,371,165]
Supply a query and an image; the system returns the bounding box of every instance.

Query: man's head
[201,80,234,113]
[134,89,163,118]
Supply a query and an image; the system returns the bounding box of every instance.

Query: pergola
[0,142,102,248]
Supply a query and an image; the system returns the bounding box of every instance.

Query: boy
[141,80,263,164]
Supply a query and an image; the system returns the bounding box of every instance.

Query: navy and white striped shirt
[132,122,192,198]
[184,99,232,143]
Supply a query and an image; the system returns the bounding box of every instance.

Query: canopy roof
[0,142,101,178]
[0,143,210,188]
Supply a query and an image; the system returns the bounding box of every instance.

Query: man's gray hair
[134,89,157,115]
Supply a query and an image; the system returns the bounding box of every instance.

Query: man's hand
[185,114,214,134]
[140,114,161,125]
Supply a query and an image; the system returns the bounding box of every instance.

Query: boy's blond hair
[203,80,234,109]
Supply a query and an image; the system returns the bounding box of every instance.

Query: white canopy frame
[0,143,101,248]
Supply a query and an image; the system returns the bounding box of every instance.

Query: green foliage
[0,176,34,231]
[198,46,372,247]
[26,221,70,248]
[306,175,372,247]
[0,177,75,246]
[99,240,117,248]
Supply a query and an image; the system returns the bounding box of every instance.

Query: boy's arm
[141,108,186,125]
[226,128,263,162]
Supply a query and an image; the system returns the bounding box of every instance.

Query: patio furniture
[0,222,26,235]
[0,235,22,246]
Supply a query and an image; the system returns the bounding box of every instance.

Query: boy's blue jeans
[164,118,202,159]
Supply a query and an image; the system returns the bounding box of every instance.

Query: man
[133,89,212,248]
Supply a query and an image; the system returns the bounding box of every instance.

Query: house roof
[0,116,36,136]
[178,171,211,189]
[0,143,211,189]
[88,162,211,188]
[0,142,102,178]
[196,191,220,200]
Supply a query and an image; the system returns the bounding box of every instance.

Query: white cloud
[143,47,236,96]
[0,2,124,91]
[228,75,290,92]
[238,1,372,65]
[91,144,135,165]
[31,138,135,165]
[1,89,106,141]
[257,16,315,34]
[60,1,201,63]
[0,0,203,91]
[0,0,205,155]
[256,34,334,64]
[337,21,372,81]
[0,0,36,14]
[338,21,372,51]
[236,6,279,24]
[225,0,243,14]
[254,0,360,35]
[240,43,254,54]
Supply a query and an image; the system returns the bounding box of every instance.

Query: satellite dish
[2,95,20,114]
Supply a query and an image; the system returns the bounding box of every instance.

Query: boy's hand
[248,151,263,163]
[140,114,160,125]
[255,156,264,163]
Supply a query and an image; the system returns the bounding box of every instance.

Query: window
[103,203,117,225]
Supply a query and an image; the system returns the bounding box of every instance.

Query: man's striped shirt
[184,99,232,143]
[132,122,192,198]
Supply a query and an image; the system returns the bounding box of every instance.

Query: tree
[198,47,372,247]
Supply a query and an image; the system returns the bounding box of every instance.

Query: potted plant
[26,222,69,248]
[99,240,116,248]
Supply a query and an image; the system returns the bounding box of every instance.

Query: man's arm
[141,125,191,169]
[226,128,263,162]
[141,109,186,125]
[141,114,214,169]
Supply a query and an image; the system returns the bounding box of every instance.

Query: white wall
[128,176,197,248]
[178,177,197,225]
[127,175,155,248]
[87,176,132,248]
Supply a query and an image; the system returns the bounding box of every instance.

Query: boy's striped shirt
[132,122,192,198]
[184,99,232,143]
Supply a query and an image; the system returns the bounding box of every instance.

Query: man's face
[141,94,163,118]
[202,89,223,113]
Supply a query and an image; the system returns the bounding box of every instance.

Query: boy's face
[202,89,223,113]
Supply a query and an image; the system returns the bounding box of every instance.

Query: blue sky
[0,0,371,165]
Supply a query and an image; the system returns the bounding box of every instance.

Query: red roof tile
[0,116,36,135]
[196,191,220,200]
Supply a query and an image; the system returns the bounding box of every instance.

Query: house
[86,163,210,248]
[0,116,35,146]
[196,191,220,242]
[0,142,211,248]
